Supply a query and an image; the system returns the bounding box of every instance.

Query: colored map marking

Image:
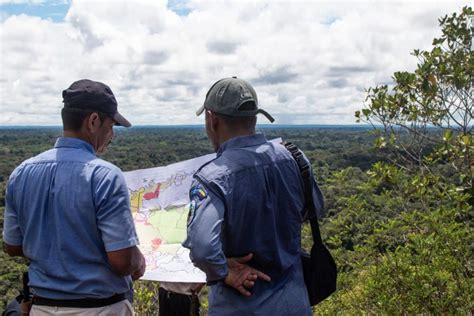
[123,153,216,282]
[133,205,189,250]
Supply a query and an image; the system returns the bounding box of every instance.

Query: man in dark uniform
[183,77,324,315]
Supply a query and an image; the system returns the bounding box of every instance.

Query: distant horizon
[0,123,374,129]
[0,124,458,130]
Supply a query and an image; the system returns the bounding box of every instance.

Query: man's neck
[218,129,256,147]
[63,130,91,146]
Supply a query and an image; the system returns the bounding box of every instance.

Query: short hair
[214,101,257,130]
[61,108,108,131]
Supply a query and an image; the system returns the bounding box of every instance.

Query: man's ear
[86,112,101,133]
[207,111,219,132]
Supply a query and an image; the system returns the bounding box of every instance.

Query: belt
[32,293,126,308]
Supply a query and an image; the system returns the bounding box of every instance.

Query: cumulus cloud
[0,0,468,125]
[207,40,239,55]
[253,66,298,85]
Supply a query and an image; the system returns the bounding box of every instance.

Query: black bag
[285,142,337,305]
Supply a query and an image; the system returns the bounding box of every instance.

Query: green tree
[318,6,473,314]
[356,6,473,195]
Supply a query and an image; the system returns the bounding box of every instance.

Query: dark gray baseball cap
[196,77,275,122]
[62,79,131,127]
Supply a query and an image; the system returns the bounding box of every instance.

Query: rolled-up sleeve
[3,173,23,246]
[182,178,227,282]
[94,167,139,252]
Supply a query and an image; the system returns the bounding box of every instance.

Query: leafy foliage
[0,206,29,308]
[317,163,473,314]
[322,6,474,314]
[355,6,473,195]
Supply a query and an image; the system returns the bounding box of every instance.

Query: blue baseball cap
[62,79,131,127]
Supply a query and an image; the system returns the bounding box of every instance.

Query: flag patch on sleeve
[190,184,208,201]
[187,183,208,226]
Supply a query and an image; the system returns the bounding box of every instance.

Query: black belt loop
[32,293,126,308]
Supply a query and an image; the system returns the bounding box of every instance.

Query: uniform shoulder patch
[190,184,208,201]
[187,183,209,226]
[187,200,197,226]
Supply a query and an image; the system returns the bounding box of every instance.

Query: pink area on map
[152,238,162,249]
[144,183,161,200]
[133,212,152,226]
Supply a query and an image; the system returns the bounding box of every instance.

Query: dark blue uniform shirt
[183,134,324,315]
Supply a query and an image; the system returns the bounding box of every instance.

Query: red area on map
[143,183,161,200]
[152,238,162,249]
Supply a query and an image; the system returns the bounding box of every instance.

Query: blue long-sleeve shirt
[183,133,324,315]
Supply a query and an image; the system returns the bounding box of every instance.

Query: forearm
[184,222,227,282]
[192,256,227,282]
[3,243,24,257]
[107,245,145,277]
[130,246,146,277]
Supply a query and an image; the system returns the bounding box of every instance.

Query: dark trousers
[158,287,200,316]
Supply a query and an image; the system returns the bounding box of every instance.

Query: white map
[123,153,215,282]
[123,138,281,282]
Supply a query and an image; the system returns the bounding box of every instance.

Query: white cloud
[0,0,468,125]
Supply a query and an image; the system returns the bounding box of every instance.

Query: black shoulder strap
[284,142,323,246]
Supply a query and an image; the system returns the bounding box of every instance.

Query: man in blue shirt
[3,79,146,315]
[183,77,324,315]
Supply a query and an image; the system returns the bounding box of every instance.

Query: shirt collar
[54,137,96,154]
[217,133,267,155]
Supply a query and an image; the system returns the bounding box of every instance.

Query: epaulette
[194,154,220,178]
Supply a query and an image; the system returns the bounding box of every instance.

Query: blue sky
[1,1,70,22]
[0,0,468,126]
[0,0,191,21]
